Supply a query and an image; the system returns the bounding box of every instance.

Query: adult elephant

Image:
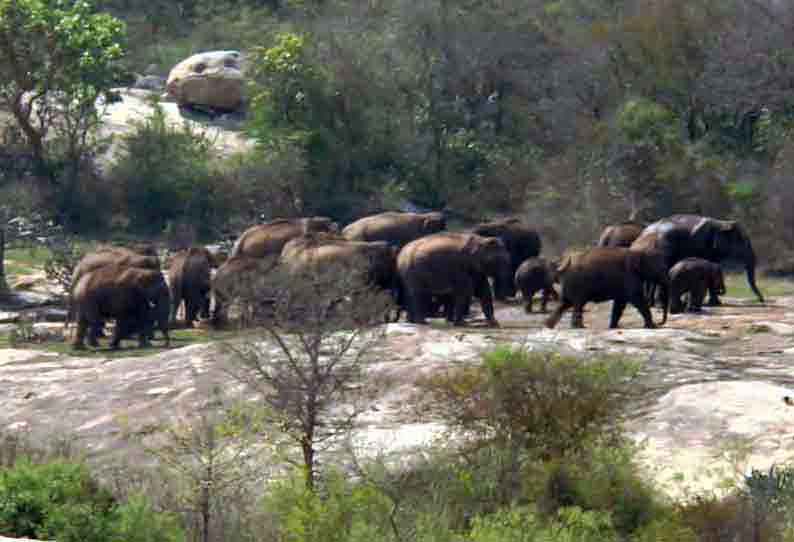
[230,217,339,259]
[630,214,763,304]
[597,221,646,248]
[546,247,669,329]
[211,256,277,327]
[471,218,540,299]
[281,234,398,295]
[342,211,446,247]
[67,246,162,335]
[72,264,170,350]
[168,246,219,327]
[396,232,513,327]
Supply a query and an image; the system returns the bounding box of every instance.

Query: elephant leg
[184,296,197,327]
[690,284,706,312]
[473,274,497,326]
[707,286,722,306]
[545,299,573,328]
[200,291,211,320]
[571,304,585,328]
[669,285,684,314]
[405,288,428,325]
[73,319,89,350]
[524,288,534,313]
[630,296,656,328]
[452,295,472,326]
[609,300,627,328]
[110,319,130,350]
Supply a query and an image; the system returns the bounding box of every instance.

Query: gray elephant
[514,257,559,313]
[168,246,218,327]
[546,247,669,329]
[396,232,513,326]
[67,245,162,337]
[281,234,399,296]
[230,217,339,260]
[596,221,646,248]
[630,215,763,304]
[342,211,446,247]
[472,218,541,299]
[72,264,170,350]
[211,255,277,327]
[669,258,726,313]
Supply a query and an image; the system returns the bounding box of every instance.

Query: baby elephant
[669,258,726,314]
[514,257,559,313]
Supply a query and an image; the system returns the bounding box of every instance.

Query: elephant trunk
[745,250,764,303]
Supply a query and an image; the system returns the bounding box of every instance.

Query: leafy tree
[0,0,125,223]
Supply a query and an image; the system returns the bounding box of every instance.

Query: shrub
[0,459,114,539]
[467,505,618,542]
[109,101,223,236]
[112,493,186,542]
[417,348,640,461]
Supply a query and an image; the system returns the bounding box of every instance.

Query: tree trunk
[0,226,7,294]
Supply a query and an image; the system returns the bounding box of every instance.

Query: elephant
[342,211,446,247]
[230,217,339,260]
[545,247,669,329]
[471,218,541,299]
[669,258,726,313]
[630,214,763,303]
[280,234,399,295]
[396,232,513,326]
[211,255,278,327]
[596,221,646,248]
[67,246,162,336]
[168,246,218,327]
[514,257,560,313]
[72,264,170,350]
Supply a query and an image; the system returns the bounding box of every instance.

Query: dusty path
[2,290,794,499]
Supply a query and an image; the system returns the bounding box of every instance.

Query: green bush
[109,101,223,236]
[418,348,640,461]
[527,443,662,535]
[113,493,186,542]
[467,506,618,542]
[0,459,114,539]
[260,470,394,542]
[0,459,185,542]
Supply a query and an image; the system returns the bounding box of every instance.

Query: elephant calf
[514,257,559,313]
[669,258,726,314]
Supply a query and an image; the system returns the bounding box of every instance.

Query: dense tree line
[2,0,794,264]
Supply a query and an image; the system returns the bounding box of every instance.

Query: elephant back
[231,217,338,259]
[342,211,445,246]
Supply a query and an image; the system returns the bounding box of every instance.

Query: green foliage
[617,99,678,148]
[112,493,186,542]
[0,458,186,542]
[110,101,222,235]
[0,459,114,539]
[261,470,394,542]
[466,506,618,542]
[419,347,640,460]
[0,0,125,156]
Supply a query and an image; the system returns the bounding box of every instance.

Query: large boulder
[166,50,245,111]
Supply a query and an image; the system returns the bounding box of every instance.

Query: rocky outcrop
[166,50,245,111]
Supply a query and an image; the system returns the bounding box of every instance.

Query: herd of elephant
[66,211,765,349]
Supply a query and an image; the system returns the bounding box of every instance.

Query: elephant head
[303,216,340,234]
[692,218,763,302]
[422,212,447,234]
[469,236,515,299]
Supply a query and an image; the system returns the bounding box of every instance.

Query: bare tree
[223,263,393,490]
[138,383,272,542]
